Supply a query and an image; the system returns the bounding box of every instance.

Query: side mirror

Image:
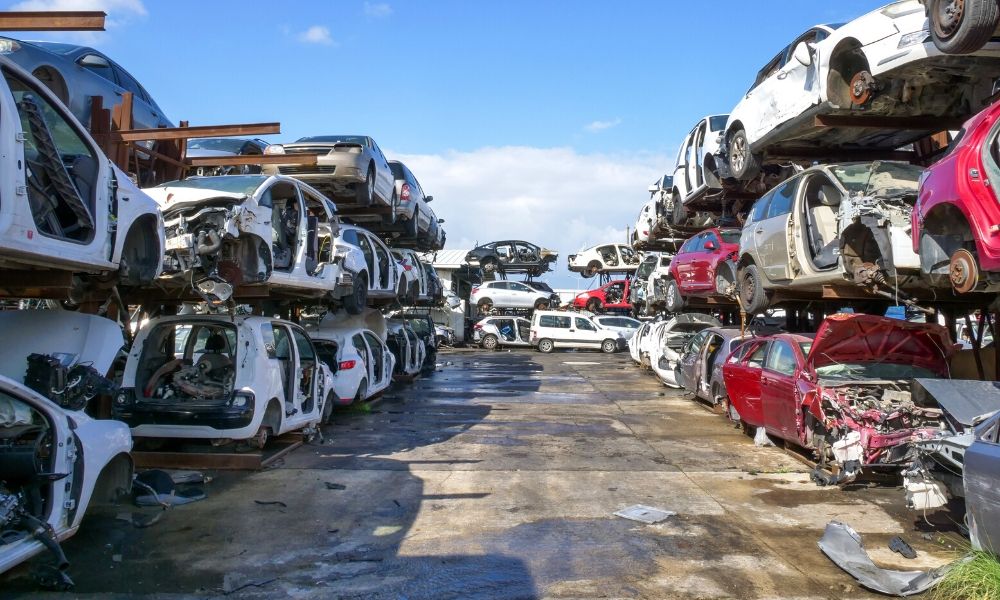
[425,195,434,202]
[792,41,812,67]
[647,184,659,193]
[438,218,445,224]
[704,240,717,251]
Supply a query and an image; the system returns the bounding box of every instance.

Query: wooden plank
[116,122,280,142]
[813,114,966,131]
[132,449,262,470]
[186,154,318,167]
[0,11,105,31]
[260,439,303,468]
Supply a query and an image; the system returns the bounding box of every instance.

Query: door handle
[569,329,575,332]
[755,228,764,234]
[776,71,788,80]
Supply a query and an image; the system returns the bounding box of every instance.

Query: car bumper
[115,403,255,438]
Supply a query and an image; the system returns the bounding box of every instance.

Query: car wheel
[929,0,1000,54]
[664,279,684,312]
[537,338,554,353]
[534,298,550,310]
[407,208,420,238]
[356,165,375,206]
[601,339,618,354]
[344,273,368,315]
[670,191,688,227]
[356,380,368,404]
[727,127,760,181]
[586,298,602,313]
[477,298,493,314]
[737,264,770,314]
[250,425,270,450]
[322,391,336,424]
[482,334,499,351]
[481,257,498,274]
[388,190,399,224]
[584,261,601,278]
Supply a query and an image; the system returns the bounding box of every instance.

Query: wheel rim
[604,341,615,352]
[667,284,677,307]
[933,0,965,39]
[740,271,756,306]
[731,135,746,173]
[849,71,874,105]
[484,336,497,349]
[950,248,979,293]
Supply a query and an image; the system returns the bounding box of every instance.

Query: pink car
[913,100,1000,294]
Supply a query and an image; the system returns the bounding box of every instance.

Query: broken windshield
[187,138,251,153]
[815,362,938,381]
[829,162,922,197]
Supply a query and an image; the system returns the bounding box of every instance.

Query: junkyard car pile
[0,41,453,583]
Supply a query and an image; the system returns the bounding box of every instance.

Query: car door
[363,331,390,389]
[965,414,1000,551]
[369,233,393,290]
[290,326,319,419]
[723,340,769,426]
[691,119,709,192]
[754,179,798,281]
[772,29,824,127]
[369,139,394,202]
[346,228,376,291]
[351,332,373,394]
[574,316,602,346]
[690,232,720,291]
[508,281,536,307]
[515,317,532,343]
[741,47,792,143]
[760,339,799,441]
[675,332,705,391]
[675,235,703,292]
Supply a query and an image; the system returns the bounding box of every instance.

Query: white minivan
[529,310,625,354]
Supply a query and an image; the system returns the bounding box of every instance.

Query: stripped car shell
[147,175,365,308]
[723,314,953,484]
[309,310,396,405]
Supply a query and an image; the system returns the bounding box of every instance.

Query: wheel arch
[920,202,976,275]
[117,214,163,285]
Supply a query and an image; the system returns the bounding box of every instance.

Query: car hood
[663,313,722,333]
[0,312,124,380]
[314,309,387,340]
[806,314,953,375]
[145,185,248,211]
[185,148,236,158]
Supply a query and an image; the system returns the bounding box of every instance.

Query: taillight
[474,323,483,330]
[472,287,479,294]
[339,360,356,369]
[401,183,411,202]
[403,264,412,271]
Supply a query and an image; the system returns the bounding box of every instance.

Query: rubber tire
[407,208,420,238]
[477,298,493,314]
[664,279,685,312]
[482,334,499,351]
[343,273,368,315]
[322,392,336,424]
[586,298,602,313]
[534,298,550,310]
[738,264,769,314]
[601,339,618,354]
[727,127,760,181]
[671,192,688,227]
[537,338,554,353]
[584,261,601,278]
[929,0,1000,54]
[355,380,367,404]
[357,166,375,206]
[481,258,498,274]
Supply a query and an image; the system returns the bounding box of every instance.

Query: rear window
[720,230,741,244]
[539,315,571,328]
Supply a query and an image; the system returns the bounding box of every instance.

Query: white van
[529,310,625,354]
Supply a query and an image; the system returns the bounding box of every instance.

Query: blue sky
[8,0,889,288]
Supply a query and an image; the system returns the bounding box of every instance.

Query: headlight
[115,389,131,405]
[898,29,929,49]
[230,391,253,407]
[0,39,21,54]
[264,144,285,155]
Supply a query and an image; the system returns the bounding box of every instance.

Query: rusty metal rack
[132,433,304,471]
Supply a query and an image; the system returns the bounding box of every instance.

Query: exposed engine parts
[24,354,118,412]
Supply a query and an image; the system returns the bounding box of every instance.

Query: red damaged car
[663,227,740,312]
[913,99,1000,294]
[573,279,632,313]
[722,314,954,484]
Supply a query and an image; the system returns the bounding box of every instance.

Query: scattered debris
[253,500,287,508]
[614,505,676,524]
[753,427,774,447]
[133,470,206,507]
[890,536,917,559]
[819,521,955,596]
[324,482,347,490]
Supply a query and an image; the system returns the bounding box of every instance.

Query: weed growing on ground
[933,550,1000,600]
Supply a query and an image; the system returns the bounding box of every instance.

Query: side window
[575,318,597,331]
[495,243,514,261]
[77,53,116,83]
[363,332,383,355]
[352,334,368,360]
[687,330,711,354]
[342,228,360,246]
[291,328,316,361]
[5,67,100,242]
[746,342,769,368]
[509,282,532,293]
[491,281,509,290]
[113,65,146,100]
[764,181,796,219]
[539,315,570,328]
[728,341,753,363]
[701,232,720,250]
[272,324,292,360]
[764,341,797,375]
[748,195,771,224]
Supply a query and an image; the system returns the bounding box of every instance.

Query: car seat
[807,185,841,269]
[197,333,233,379]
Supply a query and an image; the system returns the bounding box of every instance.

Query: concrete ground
[1,348,965,599]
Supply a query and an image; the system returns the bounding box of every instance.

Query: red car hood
[806,314,954,376]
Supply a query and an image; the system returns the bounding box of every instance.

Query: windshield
[187,138,250,153]
[708,116,728,132]
[720,230,741,244]
[829,162,922,197]
[815,362,939,381]
[295,135,369,146]
[405,318,432,337]
[155,175,267,196]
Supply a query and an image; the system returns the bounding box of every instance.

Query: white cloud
[392,146,671,289]
[584,118,622,133]
[363,1,393,17]
[297,25,334,45]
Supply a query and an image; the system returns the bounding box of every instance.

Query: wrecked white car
[146,175,368,311]
[0,56,164,298]
[0,311,133,586]
[387,319,425,379]
[115,315,333,448]
[309,310,396,405]
[567,243,641,278]
[736,161,926,313]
